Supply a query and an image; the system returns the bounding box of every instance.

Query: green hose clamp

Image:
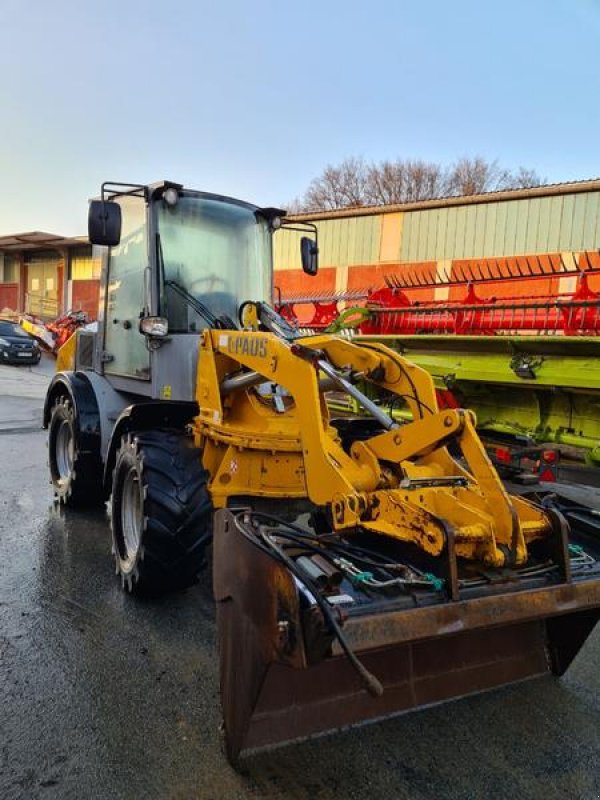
[424,572,445,592]
[350,570,374,585]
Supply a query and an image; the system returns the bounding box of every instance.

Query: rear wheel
[48,395,103,507]
[111,430,212,593]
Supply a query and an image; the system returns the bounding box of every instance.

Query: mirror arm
[98,181,149,237]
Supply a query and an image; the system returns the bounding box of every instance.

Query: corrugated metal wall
[275,190,600,280]
[399,191,600,262]
[274,215,380,271]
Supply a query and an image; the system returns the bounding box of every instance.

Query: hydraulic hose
[241,514,384,698]
[260,530,384,697]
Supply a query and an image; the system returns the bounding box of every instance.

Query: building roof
[0,231,88,253]
[289,177,600,222]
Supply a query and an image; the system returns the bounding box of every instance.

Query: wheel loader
[45,180,600,765]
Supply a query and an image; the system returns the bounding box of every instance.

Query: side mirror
[301,236,319,276]
[88,200,122,246]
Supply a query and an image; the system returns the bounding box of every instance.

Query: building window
[0,255,18,283]
[70,246,100,280]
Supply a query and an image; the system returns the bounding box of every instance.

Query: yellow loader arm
[194,329,550,570]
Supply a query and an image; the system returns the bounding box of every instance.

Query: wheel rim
[55,419,74,481]
[120,467,143,564]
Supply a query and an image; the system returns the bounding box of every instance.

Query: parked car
[0,320,41,365]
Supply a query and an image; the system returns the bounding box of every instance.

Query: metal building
[0,233,101,320]
[274,179,600,312]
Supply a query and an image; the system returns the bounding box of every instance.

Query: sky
[1,0,599,235]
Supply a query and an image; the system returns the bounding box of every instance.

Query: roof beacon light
[163,187,179,207]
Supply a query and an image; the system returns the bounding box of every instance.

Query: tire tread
[112,430,212,593]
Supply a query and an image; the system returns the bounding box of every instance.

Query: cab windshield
[156,194,272,332]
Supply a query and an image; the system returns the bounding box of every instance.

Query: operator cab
[86,181,318,400]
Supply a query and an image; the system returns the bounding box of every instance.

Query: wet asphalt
[1,358,600,800]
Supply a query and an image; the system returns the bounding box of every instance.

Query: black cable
[357,342,426,419]
[246,518,384,698]
[249,511,427,573]
[387,392,435,418]
[266,530,391,582]
[250,513,431,585]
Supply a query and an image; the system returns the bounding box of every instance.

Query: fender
[43,371,101,456]
[102,400,199,494]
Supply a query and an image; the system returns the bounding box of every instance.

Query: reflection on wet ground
[1,419,600,798]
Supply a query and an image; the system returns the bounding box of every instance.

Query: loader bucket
[213,508,600,766]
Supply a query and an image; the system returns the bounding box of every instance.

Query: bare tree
[292,156,544,211]
[446,158,545,195]
[365,159,448,204]
[445,157,505,196]
[302,157,369,211]
[499,166,545,191]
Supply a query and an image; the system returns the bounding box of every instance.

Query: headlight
[0,337,8,346]
[139,316,169,337]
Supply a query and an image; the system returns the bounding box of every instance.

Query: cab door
[103,195,151,380]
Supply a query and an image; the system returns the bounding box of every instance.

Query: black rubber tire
[111,430,212,593]
[48,395,104,507]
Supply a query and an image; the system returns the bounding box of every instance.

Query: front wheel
[48,395,103,507]
[111,430,212,593]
